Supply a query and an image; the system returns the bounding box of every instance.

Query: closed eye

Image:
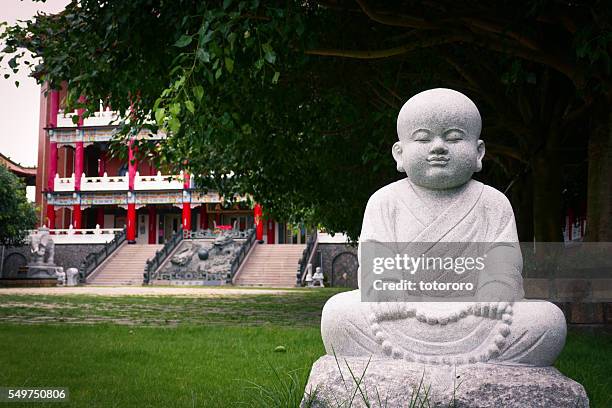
[444,129,465,142]
[412,129,431,142]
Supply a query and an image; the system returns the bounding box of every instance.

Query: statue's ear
[392,142,404,172]
[475,140,485,172]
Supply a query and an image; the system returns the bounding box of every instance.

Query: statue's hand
[476,283,515,319]
[473,301,509,319]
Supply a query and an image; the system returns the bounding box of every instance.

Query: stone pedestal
[65,268,80,286]
[27,265,63,279]
[303,356,589,408]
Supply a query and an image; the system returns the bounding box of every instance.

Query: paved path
[0,286,294,297]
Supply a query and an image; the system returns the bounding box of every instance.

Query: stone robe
[321,179,566,366]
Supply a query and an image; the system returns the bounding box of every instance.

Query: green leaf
[7,55,18,69]
[174,34,193,48]
[215,67,222,79]
[185,100,195,113]
[196,48,210,63]
[241,124,252,135]
[272,71,280,84]
[223,0,232,9]
[168,117,181,134]
[155,108,165,125]
[227,32,237,49]
[169,102,181,116]
[264,51,276,64]
[224,57,234,73]
[262,42,276,64]
[193,86,204,102]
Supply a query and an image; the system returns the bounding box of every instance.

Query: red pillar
[148,206,157,244]
[49,90,59,127]
[73,204,82,229]
[266,218,275,244]
[47,142,58,191]
[75,96,85,191]
[96,207,105,228]
[75,141,84,190]
[200,204,209,229]
[77,95,86,126]
[46,204,56,229]
[47,90,60,192]
[127,203,136,242]
[183,172,190,189]
[182,203,192,231]
[128,139,137,190]
[254,203,263,241]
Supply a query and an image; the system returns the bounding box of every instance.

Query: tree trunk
[585,97,612,242]
[532,144,564,242]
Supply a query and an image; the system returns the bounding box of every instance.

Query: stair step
[88,244,163,285]
[234,244,303,286]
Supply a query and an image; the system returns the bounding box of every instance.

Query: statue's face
[393,89,485,190]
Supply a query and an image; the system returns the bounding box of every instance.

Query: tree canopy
[0,165,37,246]
[2,0,610,240]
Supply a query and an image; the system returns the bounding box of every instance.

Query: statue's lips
[426,156,450,166]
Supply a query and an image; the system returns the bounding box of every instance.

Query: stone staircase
[234,244,305,287]
[88,244,162,285]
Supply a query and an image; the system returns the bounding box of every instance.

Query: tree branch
[354,0,438,29]
[306,33,470,59]
[307,10,578,86]
[354,0,544,53]
[459,17,541,51]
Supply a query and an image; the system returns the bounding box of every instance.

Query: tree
[1,1,608,240]
[0,165,37,246]
[305,1,610,241]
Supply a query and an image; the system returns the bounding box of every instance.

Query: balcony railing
[81,174,128,191]
[52,171,193,192]
[28,226,124,244]
[135,172,188,190]
[57,108,119,128]
[54,174,76,192]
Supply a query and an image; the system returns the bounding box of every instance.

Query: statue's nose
[429,141,448,155]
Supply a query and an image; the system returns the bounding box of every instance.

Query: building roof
[0,152,37,178]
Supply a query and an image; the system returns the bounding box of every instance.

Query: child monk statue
[320,88,566,366]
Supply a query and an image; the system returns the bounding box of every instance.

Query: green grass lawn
[0,290,610,407]
[0,323,322,407]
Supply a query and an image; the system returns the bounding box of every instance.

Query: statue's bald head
[392,88,485,189]
[397,88,482,141]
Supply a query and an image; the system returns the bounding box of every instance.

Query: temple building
[0,152,37,202]
[35,86,307,245]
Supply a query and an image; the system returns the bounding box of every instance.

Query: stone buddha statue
[319,88,567,367]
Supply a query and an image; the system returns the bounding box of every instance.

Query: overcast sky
[0,0,69,167]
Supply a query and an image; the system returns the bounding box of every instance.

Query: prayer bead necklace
[368,302,513,365]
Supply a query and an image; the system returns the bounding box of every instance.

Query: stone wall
[0,244,106,278]
[312,243,359,288]
[311,243,612,329]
